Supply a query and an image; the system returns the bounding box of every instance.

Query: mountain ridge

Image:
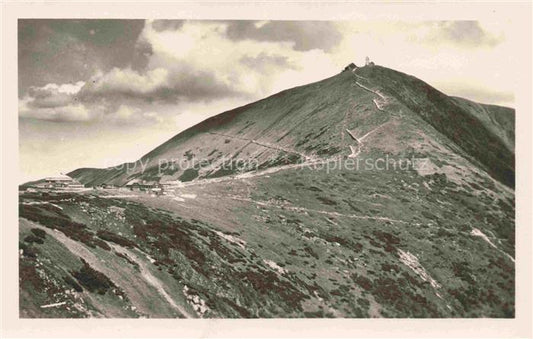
[68,64,515,189]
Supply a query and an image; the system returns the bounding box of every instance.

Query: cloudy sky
[19,19,516,182]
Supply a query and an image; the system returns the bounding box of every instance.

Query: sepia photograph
[2,1,532,338]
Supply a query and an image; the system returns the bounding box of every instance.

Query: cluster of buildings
[24,174,87,192]
[21,174,180,196]
[342,57,375,72]
[124,179,174,195]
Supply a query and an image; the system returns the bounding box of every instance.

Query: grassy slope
[450,97,515,152]
[356,66,514,188]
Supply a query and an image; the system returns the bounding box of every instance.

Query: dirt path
[354,81,386,100]
[171,123,387,189]
[108,244,194,317]
[352,72,369,81]
[345,128,361,143]
[341,71,398,162]
[208,131,314,161]
[359,123,389,142]
[348,145,360,158]
[344,128,362,158]
[351,70,388,112]
[344,122,388,159]
[341,71,394,160]
[165,155,342,189]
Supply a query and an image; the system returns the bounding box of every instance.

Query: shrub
[352,274,373,291]
[23,235,44,245]
[303,246,319,259]
[63,275,83,292]
[30,228,46,239]
[97,230,135,248]
[19,204,101,248]
[71,258,115,295]
[317,196,337,206]
[372,230,400,253]
[178,168,199,182]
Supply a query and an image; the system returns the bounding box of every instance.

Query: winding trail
[354,81,386,100]
[345,123,389,159]
[355,81,386,111]
[351,68,389,111]
[208,131,314,161]
[189,156,340,187]
[341,70,394,159]
[359,123,389,142]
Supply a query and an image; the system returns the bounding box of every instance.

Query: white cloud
[89,67,169,95]
[137,20,338,100]
[42,81,86,95]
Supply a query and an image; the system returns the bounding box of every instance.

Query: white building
[32,174,85,191]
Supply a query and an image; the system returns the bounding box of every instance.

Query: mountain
[20,64,515,318]
[68,65,514,189]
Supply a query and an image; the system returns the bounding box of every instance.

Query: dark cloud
[131,39,153,70]
[78,67,246,105]
[19,19,253,111]
[427,21,503,48]
[18,19,338,113]
[18,19,147,96]
[225,21,342,52]
[21,64,246,123]
[151,20,185,32]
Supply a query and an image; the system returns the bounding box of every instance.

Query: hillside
[68,65,514,189]
[21,64,515,318]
